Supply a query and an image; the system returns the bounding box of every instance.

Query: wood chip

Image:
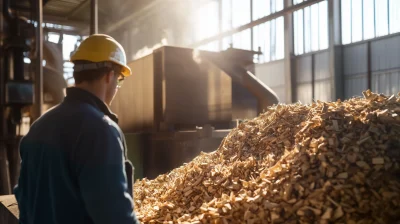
[132,91,400,223]
[372,157,385,165]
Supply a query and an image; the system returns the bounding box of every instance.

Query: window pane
[222,0,232,31]
[207,41,219,52]
[293,0,304,5]
[253,0,271,20]
[341,0,351,44]
[253,26,260,52]
[265,21,271,62]
[63,35,79,60]
[389,0,400,34]
[304,6,311,52]
[270,19,276,60]
[319,1,328,50]
[223,36,233,50]
[276,0,284,12]
[351,0,362,42]
[232,0,251,27]
[48,32,60,43]
[294,10,304,55]
[276,17,285,60]
[376,0,389,37]
[195,1,219,41]
[311,4,319,51]
[363,0,375,40]
[233,29,251,50]
[253,23,269,63]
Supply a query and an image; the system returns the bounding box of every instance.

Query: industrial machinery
[0,0,67,195]
[111,46,279,180]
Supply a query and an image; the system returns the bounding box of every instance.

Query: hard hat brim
[113,60,132,77]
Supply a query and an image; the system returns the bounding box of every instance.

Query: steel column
[284,0,295,103]
[328,0,344,100]
[33,0,44,121]
[90,0,98,34]
[367,41,372,90]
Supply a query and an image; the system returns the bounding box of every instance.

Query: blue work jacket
[14,87,140,224]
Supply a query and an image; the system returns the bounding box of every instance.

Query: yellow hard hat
[70,34,131,77]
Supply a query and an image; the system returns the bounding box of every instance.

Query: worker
[13,34,140,224]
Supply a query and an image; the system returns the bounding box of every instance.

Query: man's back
[14,87,139,224]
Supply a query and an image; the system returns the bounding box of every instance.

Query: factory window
[62,35,80,60]
[232,0,251,28]
[222,36,233,50]
[194,1,219,42]
[222,0,251,31]
[389,0,400,34]
[47,32,60,44]
[222,0,232,31]
[62,34,80,85]
[253,16,285,63]
[233,28,252,51]
[293,0,328,55]
[341,0,400,45]
[198,41,219,52]
[252,0,283,21]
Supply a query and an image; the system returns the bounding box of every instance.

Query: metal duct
[200,52,280,114]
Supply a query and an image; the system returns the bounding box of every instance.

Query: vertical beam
[250,0,254,51]
[367,41,372,90]
[328,0,344,100]
[90,0,98,35]
[311,53,315,100]
[284,0,294,103]
[0,0,11,195]
[218,0,223,50]
[34,0,43,120]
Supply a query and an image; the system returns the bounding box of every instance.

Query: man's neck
[74,83,106,103]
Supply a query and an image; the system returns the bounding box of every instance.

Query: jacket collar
[64,87,119,124]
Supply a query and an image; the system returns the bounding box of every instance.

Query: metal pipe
[202,52,279,113]
[34,0,43,119]
[90,0,98,34]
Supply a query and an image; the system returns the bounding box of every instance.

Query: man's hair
[73,60,117,84]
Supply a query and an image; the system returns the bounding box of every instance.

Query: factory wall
[344,34,400,98]
[254,33,400,105]
[295,55,312,104]
[370,35,400,95]
[254,60,287,103]
[255,50,332,105]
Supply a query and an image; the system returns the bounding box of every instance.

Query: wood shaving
[133,90,400,223]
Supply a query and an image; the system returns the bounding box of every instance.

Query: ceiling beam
[43,15,88,29]
[65,0,90,19]
[64,0,108,20]
[105,0,163,34]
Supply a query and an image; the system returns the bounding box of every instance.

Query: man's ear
[105,70,114,83]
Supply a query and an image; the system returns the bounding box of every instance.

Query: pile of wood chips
[133,90,400,224]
